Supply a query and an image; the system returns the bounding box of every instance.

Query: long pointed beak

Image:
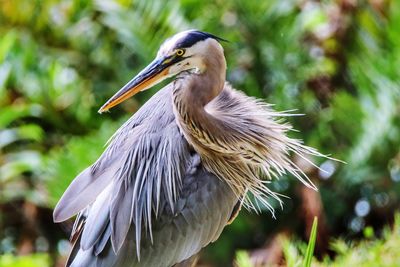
[98,57,172,113]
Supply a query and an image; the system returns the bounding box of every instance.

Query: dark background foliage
[1,0,399,266]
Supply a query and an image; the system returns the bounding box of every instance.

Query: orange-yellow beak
[98,57,174,113]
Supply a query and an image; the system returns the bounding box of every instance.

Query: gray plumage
[53,30,326,267]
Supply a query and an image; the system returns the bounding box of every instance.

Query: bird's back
[54,85,238,267]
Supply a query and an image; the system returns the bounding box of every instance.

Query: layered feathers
[54,87,192,259]
[54,83,326,267]
[173,79,325,215]
[53,33,329,267]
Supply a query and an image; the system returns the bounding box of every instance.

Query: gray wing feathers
[53,167,115,223]
[110,179,134,253]
[57,86,238,267]
[80,184,112,250]
[94,222,111,256]
[69,157,237,267]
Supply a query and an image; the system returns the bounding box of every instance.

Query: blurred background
[1,0,399,266]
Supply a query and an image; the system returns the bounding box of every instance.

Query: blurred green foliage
[236,214,400,266]
[284,213,400,267]
[1,0,400,266]
[0,253,49,267]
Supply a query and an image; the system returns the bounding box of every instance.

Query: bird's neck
[172,52,226,146]
[172,52,225,121]
[176,54,226,105]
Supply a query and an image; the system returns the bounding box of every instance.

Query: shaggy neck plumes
[172,40,324,215]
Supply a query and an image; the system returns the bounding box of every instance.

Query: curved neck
[174,51,226,109]
[172,49,226,147]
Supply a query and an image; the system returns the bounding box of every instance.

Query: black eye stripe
[162,54,183,67]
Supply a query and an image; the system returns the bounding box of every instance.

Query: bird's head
[98,30,226,113]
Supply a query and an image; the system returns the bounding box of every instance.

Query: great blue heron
[53,30,325,267]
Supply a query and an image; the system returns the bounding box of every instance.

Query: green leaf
[303,217,318,267]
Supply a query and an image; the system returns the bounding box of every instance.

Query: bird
[53,30,326,267]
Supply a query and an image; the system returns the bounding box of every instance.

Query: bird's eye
[176,49,185,56]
